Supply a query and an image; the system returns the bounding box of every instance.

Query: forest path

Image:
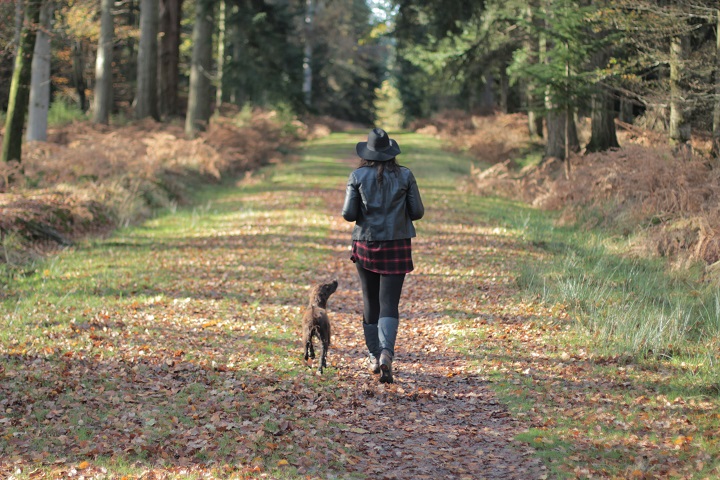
[293,131,547,479]
[0,131,547,479]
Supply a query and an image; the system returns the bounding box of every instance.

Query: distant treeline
[2,0,720,164]
[393,0,720,160]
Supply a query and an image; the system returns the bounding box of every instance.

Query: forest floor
[1,131,718,479]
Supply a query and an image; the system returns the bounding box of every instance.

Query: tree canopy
[1,0,720,161]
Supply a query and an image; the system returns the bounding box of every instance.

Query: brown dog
[302,280,338,374]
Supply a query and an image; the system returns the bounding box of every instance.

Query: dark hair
[359,158,400,185]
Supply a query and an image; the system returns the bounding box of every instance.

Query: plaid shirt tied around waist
[351,238,414,275]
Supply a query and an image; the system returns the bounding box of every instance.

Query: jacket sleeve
[342,172,360,222]
[406,171,424,221]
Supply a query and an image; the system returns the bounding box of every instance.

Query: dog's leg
[318,324,330,374]
[319,339,329,373]
[308,336,316,359]
[303,328,315,363]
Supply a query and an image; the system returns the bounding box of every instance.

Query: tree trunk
[13,0,24,58]
[713,8,720,157]
[2,0,42,164]
[480,68,495,111]
[542,2,568,160]
[545,100,579,160]
[524,1,543,138]
[27,0,53,141]
[528,110,543,138]
[185,0,213,138]
[565,106,571,179]
[158,0,182,118]
[545,108,565,159]
[586,88,620,152]
[228,4,243,105]
[72,40,87,112]
[93,0,114,125]
[619,96,634,124]
[215,0,226,113]
[135,0,159,120]
[125,0,139,97]
[669,33,690,147]
[564,45,571,179]
[302,0,314,108]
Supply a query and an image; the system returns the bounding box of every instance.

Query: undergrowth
[47,99,87,126]
[416,110,720,378]
[0,108,321,279]
[511,212,720,386]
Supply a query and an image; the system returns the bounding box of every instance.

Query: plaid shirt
[351,238,414,274]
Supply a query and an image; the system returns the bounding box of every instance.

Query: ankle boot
[378,317,399,384]
[379,349,393,384]
[362,322,381,374]
[377,317,399,358]
[368,354,380,374]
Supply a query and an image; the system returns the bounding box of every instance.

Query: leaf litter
[5,130,688,479]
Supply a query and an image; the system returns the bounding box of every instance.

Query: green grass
[48,99,87,126]
[431,147,720,477]
[0,99,85,130]
[0,134,361,478]
[509,210,720,385]
[3,129,720,478]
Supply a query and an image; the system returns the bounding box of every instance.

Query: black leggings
[355,264,406,324]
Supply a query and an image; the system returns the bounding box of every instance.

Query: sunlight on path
[0,132,546,479]
[297,132,547,479]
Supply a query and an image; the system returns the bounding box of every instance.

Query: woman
[342,128,424,384]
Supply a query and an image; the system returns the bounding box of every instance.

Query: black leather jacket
[342,165,424,241]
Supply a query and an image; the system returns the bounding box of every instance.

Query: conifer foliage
[392,0,720,156]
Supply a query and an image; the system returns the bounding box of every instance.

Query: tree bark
[93,0,115,125]
[619,96,633,124]
[541,1,579,160]
[215,0,226,113]
[669,33,690,147]
[586,88,620,152]
[545,98,579,160]
[135,0,160,120]
[545,109,565,159]
[302,0,314,108]
[185,0,213,138]
[564,42,571,179]
[713,8,720,157]
[480,68,495,111]
[72,40,87,112]
[524,1,543,138]
[13,0,24,58]
[158,0,182,118]
[27,0,53,141]
[229,7,242,105]
[2,0,42,164]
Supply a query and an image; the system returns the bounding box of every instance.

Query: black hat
[356,128,401,162]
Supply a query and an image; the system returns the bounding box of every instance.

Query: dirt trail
[304,155,547,479]
[0,135,548,479]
